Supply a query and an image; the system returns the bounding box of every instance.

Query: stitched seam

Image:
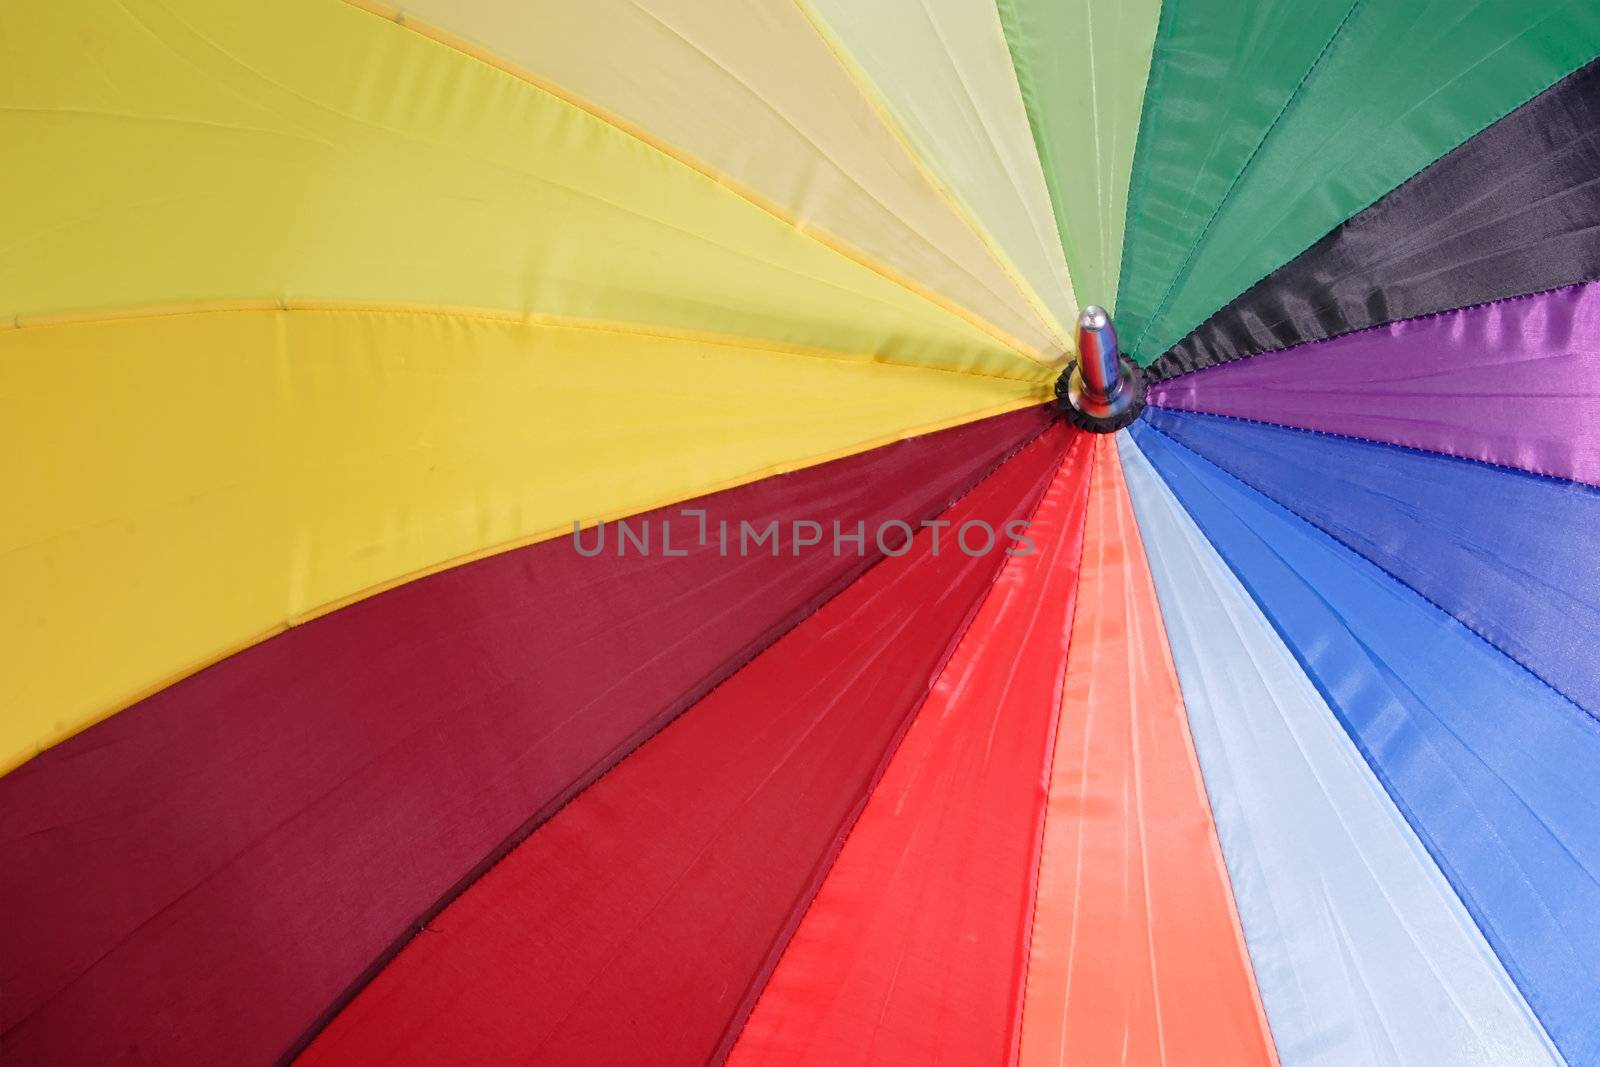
[1149,367,1600,491]
[1,299,1050,386]
[1152,273,1600,385]
[1111,0,1175,323]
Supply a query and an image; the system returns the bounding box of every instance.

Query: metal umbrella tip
[1056,304,1147,433]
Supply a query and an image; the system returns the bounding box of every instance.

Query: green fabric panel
[1117,0,1600,364]
[998,0,1160,312]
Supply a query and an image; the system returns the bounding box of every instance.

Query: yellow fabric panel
[383,0,1068,355]
[0,308,1049,773]
[0,0,1050,380]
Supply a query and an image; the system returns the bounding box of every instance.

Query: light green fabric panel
[1116,0,1600,363]
[997,0,1160,311]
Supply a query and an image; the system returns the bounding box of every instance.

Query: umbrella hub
[1055,305,1147,433]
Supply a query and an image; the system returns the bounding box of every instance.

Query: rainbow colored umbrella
[4,1,1600,1064]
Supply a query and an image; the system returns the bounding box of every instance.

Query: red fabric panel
[727,431,1093,1067]
[300,424,1073,1067]
[0,407,1052,1067]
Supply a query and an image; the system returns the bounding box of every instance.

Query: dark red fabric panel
[0,406,1052,1066]
[299,425,1073,1067]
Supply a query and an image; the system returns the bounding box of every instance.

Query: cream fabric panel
[806,0,1078,340]
[386,0,1066,356]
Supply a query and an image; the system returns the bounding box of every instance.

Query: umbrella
[3,0,1598,1063]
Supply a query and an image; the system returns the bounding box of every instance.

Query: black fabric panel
[1150,56,1600,382]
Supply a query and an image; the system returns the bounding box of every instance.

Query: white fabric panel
[805,0,1077,340]
[1116,432,1560,1067]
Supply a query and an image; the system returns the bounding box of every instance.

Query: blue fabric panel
[1143,406,1600,718]
[1129,417,1600,1067]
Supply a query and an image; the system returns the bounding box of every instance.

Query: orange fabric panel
[728,430,1093,1066]
[1018,434,1277,1067]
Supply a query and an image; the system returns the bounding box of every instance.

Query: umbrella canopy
[3,1,1599,1064]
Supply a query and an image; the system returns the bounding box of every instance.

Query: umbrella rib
[1,297,1054,386]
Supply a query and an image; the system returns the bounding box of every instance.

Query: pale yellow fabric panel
[382,0,1067,355]
[0,308,1048,773]
[0,0,1049,380]
[806,0,1079,341]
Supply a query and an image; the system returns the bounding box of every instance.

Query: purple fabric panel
[1149,282,1600,486]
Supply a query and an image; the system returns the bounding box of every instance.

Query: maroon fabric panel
[299,424,1073,1067]
[0,406,1053,1066]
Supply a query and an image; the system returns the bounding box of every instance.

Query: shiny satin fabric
[298,428,1069,1067]
[1018,435,1276,1067]
[1114,0,1600,363]
[0,411,1052,1066]
[1132,420,1600,1067]
[1153,58,1600,380]
[1121,433,1560,1067]
[1144,407,1600,717]
[729,432,1092,1066]
[1150,281,1600,487]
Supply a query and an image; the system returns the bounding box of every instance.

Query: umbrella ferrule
[1077,305,1125,404]
[1056,305,1147,433]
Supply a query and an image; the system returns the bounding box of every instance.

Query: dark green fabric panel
[1114,0,1356,361]
[1117,0,1600,364]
